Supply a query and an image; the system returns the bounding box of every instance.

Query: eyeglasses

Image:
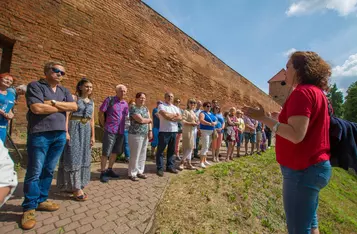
[205,105,211,108]
[190,101,196,104]
[51,68,66,76]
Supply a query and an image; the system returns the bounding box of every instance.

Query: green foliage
[327,83,344,118]
[344,81,357,122]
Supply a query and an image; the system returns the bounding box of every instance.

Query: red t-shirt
[276,84,330,170]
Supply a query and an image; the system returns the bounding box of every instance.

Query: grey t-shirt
[26,79,74,134]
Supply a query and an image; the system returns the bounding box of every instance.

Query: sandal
[137,174,148,179]
[72,192,88,202]
[186,165,197,170]
[129,176,139,181]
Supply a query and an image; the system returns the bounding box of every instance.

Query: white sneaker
[205,161,211,165]
[200,163,206,168]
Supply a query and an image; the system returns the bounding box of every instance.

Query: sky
[142,0,357,96]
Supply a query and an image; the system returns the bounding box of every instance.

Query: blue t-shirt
[200,111,217,131]
[152,108,160,129]
[215,113,224,129]
[256,122,263,132]
[0,90,16,126]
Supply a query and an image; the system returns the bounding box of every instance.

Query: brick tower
[268,69,291,106]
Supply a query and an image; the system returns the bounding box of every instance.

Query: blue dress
[0,90,15,143]
[57,98,94,191]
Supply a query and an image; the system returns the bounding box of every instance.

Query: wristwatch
[51,100,57,106]
[272,122,281,133]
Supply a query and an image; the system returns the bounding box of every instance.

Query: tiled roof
[268,69,286,83]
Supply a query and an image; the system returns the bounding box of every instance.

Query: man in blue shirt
[21,61,77,230]
[151,101,162,157]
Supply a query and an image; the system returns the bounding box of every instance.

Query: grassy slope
[151,149,357,234]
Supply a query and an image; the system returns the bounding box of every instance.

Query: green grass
[151,149,357,234]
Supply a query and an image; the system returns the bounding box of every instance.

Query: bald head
[115,84,127,100]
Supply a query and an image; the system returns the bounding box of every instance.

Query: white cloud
[283,48,297,57]
[332,53,357,77]
[286,0,357,16]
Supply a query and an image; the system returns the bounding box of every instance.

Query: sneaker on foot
[106,169,120,178]
[205,161,211,165]
[21,210,36,230]
[200,163,206,168]
[166,168,179,174]
[100,171,109,183]
[36,201,59,212]
[157,170,164,177]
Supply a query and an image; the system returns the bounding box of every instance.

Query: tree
[327,83,344,118]
[344,81,357,123]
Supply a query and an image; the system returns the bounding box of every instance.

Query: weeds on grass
[152,149,357,234]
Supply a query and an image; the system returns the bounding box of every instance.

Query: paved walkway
[0,160,171,234]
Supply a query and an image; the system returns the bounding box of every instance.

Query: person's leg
[101,131,115,172]
[199,130,209,167]
[128,134,140,178]
[250,134,256,155]
[211,137,217,162]
[244,133,249,155]
[174,133,181,156]
[124,130,130,160]
[22,133,51,211]
[216,133,223,160]
[281,161,331,233]
[166,132,177,170]
[38,131,66,204]
[109,134,124,168]
[137,136,148,175]
[256,132,262,154]
[194,134,200,158]
[151,127,159,157]
[267,132,272,148]
[156,132,168,173]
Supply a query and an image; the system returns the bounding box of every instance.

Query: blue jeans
[124,130,130,158]
[151,127,159,148]
[22,131,67,211]
[156,132,176,171]
[281,160,332,234]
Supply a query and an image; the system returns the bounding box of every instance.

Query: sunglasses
[190,101,196,104]
[51,67,66,76]
[205,105,211,108]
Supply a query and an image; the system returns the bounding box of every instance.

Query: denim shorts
[236,132,244,147]
[244,132,256,143]
[102,131,124,157]
[280,160,332,233]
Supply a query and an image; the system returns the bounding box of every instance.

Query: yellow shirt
[236,118,245,132]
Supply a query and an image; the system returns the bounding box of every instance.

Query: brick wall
[269,81,291,106]
[1,0,281,134]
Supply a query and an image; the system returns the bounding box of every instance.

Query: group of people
[0,50,334,234]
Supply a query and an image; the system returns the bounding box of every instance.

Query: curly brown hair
[290,51,331,91]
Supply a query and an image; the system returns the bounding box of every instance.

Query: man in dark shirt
[151,101,162,157]
[21,61,77,230]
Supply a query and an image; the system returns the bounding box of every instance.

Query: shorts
[102,131,124,157]
[257,131,262,143]
[151,127,159,147]
[236,132,244,147]
[244,132,256,144]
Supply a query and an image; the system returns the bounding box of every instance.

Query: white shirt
[158,102,181,132]
[0,140,18,208]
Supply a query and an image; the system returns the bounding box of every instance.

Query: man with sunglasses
[156,92,182,176]
[21,61,77,230]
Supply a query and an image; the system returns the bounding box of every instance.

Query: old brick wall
[269,81,291,106]
[0,0,281,134]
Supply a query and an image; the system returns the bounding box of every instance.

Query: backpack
[327,99,357,173]
[99,96,115,128]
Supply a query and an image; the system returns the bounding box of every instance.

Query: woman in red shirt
[243,51,331,234]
